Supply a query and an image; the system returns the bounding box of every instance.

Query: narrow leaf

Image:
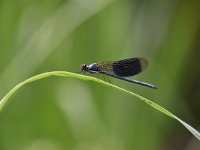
[0,71,199,140]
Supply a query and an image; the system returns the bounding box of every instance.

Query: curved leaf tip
[0,71,199,140]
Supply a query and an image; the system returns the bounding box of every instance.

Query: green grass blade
[0,71,199,140]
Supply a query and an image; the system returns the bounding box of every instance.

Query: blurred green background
[0,0,200,149]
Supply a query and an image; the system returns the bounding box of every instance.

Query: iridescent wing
[96,61,114,73]
[97,58,148,77]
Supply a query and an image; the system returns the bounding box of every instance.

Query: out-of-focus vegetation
[0,0,200,149]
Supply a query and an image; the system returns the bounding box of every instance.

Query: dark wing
[112,58,148,77]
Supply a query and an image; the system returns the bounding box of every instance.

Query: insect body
[80,58,157,89]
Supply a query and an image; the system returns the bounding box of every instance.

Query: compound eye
[80,64,87,71]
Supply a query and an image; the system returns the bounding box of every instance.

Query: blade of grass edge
[0,71,199,140]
